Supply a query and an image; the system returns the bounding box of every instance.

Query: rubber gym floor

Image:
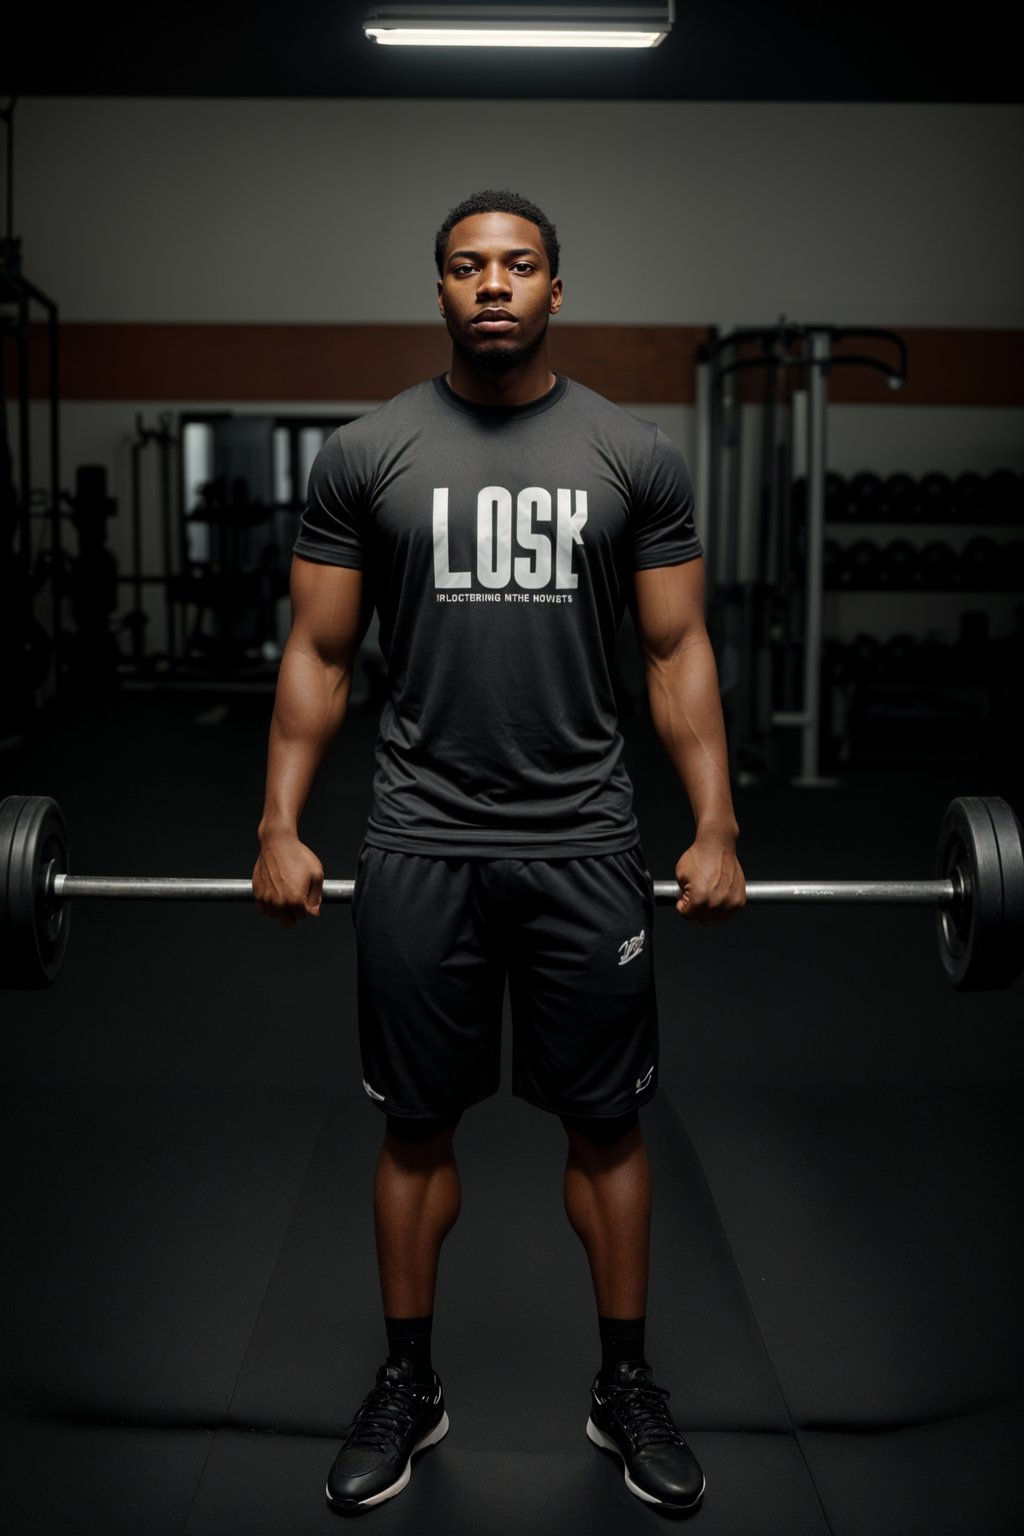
[2,692,1022,1536]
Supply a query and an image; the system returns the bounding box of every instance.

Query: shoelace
[345,1381,428,1452]
[606,1383,685,1447]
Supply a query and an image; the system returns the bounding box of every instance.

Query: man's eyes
[451,262,536,276]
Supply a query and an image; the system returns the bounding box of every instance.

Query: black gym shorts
[352,846,659,1121]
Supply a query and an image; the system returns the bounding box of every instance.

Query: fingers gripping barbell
[1,794,1022,993]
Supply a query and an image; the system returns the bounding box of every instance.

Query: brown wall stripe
[10,322,1024,407]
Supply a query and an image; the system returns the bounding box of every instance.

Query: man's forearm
[258,641,354,840]
[644,634,738,839]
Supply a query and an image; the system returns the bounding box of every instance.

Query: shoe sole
[326,1411,450,1512]
[586,1417,706,1510]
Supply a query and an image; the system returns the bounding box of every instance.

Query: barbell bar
[48,875,952,905]
[1,792,1022,994]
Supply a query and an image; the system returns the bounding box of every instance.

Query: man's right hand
[252,833,325,928]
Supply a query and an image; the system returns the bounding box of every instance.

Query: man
[253,189,745,1515]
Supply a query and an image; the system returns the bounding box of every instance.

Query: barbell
[1,792,1022,994]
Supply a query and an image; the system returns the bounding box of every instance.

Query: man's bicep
[632,559,707,661]
[289,555,367,667]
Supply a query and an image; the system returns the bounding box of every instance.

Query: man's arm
[253,555,366,927]
[633,558,745,921]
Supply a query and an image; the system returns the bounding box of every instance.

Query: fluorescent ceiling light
[363,5,673,49]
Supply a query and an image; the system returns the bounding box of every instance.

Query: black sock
[385,1314,434,1384]
[598,1315,647,1380]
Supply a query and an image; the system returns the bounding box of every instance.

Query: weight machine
[695,322,907,785]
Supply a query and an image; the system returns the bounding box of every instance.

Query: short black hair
[434,189,560,279]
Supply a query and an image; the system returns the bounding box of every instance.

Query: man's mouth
[473,311,517,333]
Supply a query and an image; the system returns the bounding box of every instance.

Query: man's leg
[375,1113,462,1335]
[326,1113,461,1512]
[328,851,502,1511]
[561,1110,649,1321]
[507,849,704,1512]
[564,1111,704,1512]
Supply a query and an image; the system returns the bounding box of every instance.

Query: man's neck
[445,353,556,408]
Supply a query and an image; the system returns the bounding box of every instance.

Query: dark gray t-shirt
[294,374,702,857]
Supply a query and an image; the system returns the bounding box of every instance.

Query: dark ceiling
[3,2,1019,102]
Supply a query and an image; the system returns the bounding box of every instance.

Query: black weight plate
[848,632,882,682]
[0,797,22,977]
[959,536,999,591]
[935,797,1006,991]
[880,539,920,589]
[880,471,916,520]
[849,471,883,519]
[919,540,957,590]
[824,471,848,518]
[919,471,953,521]
[987,469,1023,521]
[977,798,1024,990]
[1001,541,1024,593]
[843,539,882,589]
[952,471,988,522]
[0,794,70,989]
[881,632,917,681]
[823,538,843,588]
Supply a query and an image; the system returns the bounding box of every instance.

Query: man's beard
[462,342,532,373]
[450,322,546,374]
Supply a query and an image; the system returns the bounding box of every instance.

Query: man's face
[437,210,563,372]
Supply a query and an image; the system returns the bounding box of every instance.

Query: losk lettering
[433,485,588,592]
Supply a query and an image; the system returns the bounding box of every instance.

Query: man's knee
[561,1109,639,1147]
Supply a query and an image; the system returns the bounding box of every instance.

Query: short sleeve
[632,427,703,570]
[292,430,367,569]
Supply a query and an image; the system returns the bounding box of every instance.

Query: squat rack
[694,323,907,785]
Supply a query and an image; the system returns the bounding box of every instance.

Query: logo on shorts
[635,1066,654,1094]
[362,1078,386,1103]
[618,928,646,967]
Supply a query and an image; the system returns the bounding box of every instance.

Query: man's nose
[478,262,511,296]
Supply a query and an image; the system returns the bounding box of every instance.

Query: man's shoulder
[560,377,659,444]
[559,379,693,510]
[324,378,441,453]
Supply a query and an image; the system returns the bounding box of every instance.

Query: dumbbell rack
[820,471,1023,762]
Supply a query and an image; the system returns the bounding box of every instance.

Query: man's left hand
[674,835,746,923]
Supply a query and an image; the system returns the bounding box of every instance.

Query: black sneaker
[587,1361,705,1510]
[326,1357,449,1511]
